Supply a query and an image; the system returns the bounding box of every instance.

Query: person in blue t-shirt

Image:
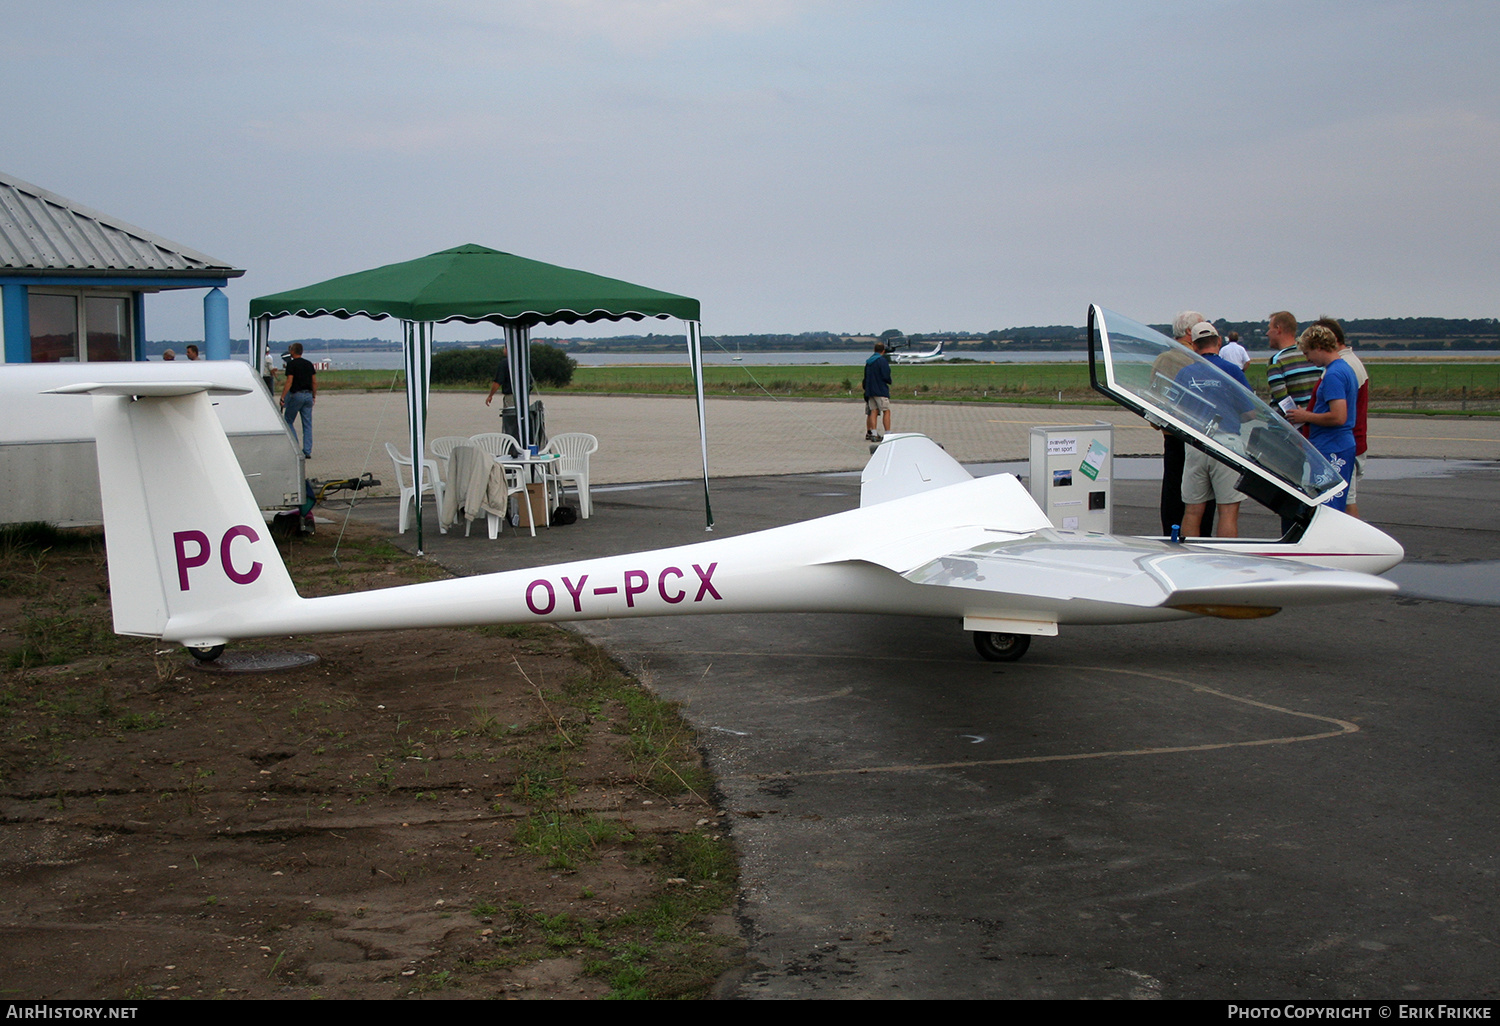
[1287,323,1357,512]
[863,342,892,442]
[1175,322,1255,537]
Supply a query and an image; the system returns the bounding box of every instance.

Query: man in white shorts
[1182,445,1245,538]
[1178,323,1251,538]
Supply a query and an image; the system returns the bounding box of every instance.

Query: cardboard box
[512,482,550,528]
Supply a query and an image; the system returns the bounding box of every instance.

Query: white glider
[55,306,1401,663]
[890,341,945,364]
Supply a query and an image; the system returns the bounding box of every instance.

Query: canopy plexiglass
[1088,306,1344,505]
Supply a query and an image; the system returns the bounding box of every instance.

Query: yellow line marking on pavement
[609,648,980,664]
[711,663,1358,780]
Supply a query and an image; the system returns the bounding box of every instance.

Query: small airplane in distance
[890,341,945,364]
[53,306,1401,664]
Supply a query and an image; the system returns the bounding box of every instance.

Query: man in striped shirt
[1265,311,1321,416]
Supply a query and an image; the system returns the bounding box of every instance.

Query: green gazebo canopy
[249,244,712,550]
[249,244,700,326]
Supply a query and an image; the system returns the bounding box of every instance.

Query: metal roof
[0,170,243,279]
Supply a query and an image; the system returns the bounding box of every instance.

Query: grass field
[568,363,1102,400]
[318,359,1500,410]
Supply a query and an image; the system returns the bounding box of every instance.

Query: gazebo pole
[252,315,272,388]
[686,320,714,530]
[403,320,433,554]
[504,324,532,447]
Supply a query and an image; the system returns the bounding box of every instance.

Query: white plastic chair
[498,462,538,538]
[385,442,447,535]
[428,436,471,495]
[469,432,524,459]
[473,432,550,529]
[540,432,598,518]
[462,456,532,539]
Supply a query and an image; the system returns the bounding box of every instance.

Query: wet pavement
[348,455,1500,999]
[1383,561,1500,606]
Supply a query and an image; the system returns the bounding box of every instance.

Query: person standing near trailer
[280,342,317,459]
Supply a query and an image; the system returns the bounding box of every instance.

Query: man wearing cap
[1176,322,1253,538]
[1156,311,1214,536]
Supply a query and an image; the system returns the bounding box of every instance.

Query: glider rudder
[51,381,300,645]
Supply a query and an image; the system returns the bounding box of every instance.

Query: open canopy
[248,244,700,326]
[1088,305,1345,531]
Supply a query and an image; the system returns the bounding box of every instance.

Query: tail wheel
[187,644,225,663]
[972,631,1030,662]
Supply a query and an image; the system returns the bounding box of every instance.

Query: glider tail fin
[860,433,975,506]
[53,382,299,645]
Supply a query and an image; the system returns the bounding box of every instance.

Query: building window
[29,293,78,362]
[29,290,133,362]
[85,296,131,361]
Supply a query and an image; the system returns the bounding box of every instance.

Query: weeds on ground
[1,519,741,999]
[1,525,128,670]
[513,811,632,871]
[445,628,739,998]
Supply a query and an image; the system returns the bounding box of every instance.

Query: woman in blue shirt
[1287,324,1357,512]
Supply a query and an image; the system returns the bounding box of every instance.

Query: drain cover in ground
[190,651,321,674]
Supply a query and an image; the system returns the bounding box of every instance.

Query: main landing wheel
[187,644,225,663]
[972,631,1030,662]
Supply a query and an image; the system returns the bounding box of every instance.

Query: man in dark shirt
[863,342,892,442]
[280,342,317,459]
[1176,322,1253,538]
[485,344,515,410]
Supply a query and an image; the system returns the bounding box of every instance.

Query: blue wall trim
[2,284,30,362]
[133,292,147,360]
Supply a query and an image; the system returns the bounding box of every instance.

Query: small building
[0,172,301,526]
[0,170,243,363]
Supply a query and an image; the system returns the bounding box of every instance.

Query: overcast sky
[5,0,1496,341]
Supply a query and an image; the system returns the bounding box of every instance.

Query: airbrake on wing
[50,305,1401,664]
